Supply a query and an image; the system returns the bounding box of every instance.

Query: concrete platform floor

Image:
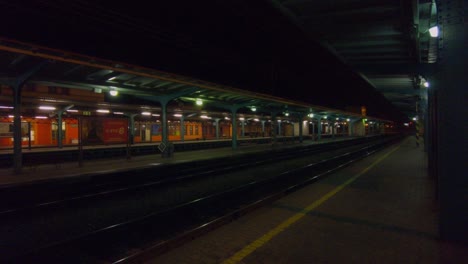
[148,137,467,264]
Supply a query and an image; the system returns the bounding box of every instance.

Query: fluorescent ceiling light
[35,116,48,119]
[97,109,110,113]
[200,115,210,119]
[152,114,160,117]
[66,109,79,112]
[39,106,56,110]
[173,114,182,117]
[113,112,124,115]
[196,99,203,106]
[109,90,118,96]
[141,111,151,116]
[0,106,13,109]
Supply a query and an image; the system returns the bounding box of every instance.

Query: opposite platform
[0,137,347,186]
[149,137,467,264]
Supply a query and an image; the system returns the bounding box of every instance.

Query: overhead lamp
[196,99,203,106]
[0,106,13,109]
[39,106,56,110]
[109,90,118,96]
[200,115,210,119]
[346,118,350,122]
[323,116,327,119]
[224,117,230,120]
[239,117,245,121]
[429,26,439,37]
[308,113,314,118]
[97,109,110,113]
[413,117,417,121]
[253,118,259,122]
[336,117,339,120]
[113,112,124,115]
[66,109,79,113]
[423,81,430,88]
[251,107,257,112]
[141,111,151,116]
[35,116,48,119]
[284,112,289,117]
[152,114,160,117]
[173,113,182,117]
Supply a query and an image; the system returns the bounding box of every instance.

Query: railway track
[1,135,401,263]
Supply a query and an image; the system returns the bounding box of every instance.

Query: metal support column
[298,116,304,143]
[271,112,278,144]
[12,83,22,173]
[57,111,63,148]
[161,100,168,145]
[214,118,220,140]
[180,115,185,142]
[331,121,335,139]
[312,122,315,137]
[436,1,467,242]
[231,109,238,149]
[261,120,265,137]
[241,120,245,137]
[317,116,322,141]
[12,61,48,174]
[277,120,282,137]
[128,114,136,144]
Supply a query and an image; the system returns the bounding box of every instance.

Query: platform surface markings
[221,142,402,264]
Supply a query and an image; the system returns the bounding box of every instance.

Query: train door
[51,121,66,145]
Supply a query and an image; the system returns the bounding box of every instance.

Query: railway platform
[0,136,349,186]
[148,137,467,264]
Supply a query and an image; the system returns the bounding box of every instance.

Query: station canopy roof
[0,38,387,122]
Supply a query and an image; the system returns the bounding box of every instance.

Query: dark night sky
[0,0,405,121]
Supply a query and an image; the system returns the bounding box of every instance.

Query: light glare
[429,26,439,37]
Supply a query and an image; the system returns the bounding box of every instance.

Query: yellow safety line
[221,143,402,264]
